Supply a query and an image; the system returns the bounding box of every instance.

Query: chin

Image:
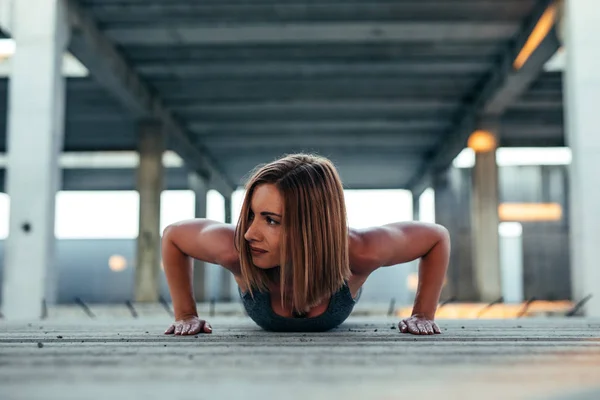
[252,259,278,270]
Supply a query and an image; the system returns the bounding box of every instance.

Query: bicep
[352,222,449,272]
[162,218,240,271]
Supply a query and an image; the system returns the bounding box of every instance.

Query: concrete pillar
[433,169,478,302]
[412,192,420,221]
[563,0,600,316]
[134,120,165,302]
[1,0,69,319]
[188,173,208,302]
[220,196,233,301]
[470,128,502,302]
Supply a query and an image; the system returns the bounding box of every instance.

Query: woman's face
[244,183,283,269]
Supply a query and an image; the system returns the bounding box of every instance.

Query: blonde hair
[234,154,350,313]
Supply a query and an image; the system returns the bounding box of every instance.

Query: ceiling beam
[65,0,235,197]
[190,120,450,136]
[408,0,560,192]
[104,22,519,45]
[83,1,539,24]
[137,61,490,78]
[172,100,460,115]
[201,132,440,150]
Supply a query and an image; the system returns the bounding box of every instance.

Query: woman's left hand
[399,315,441,335]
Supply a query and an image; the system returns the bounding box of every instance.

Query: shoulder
[348,227,382,277]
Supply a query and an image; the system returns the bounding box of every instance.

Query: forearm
[161,234,198,320]
[411,230,450,320]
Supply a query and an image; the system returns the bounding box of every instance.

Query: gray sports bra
[239,283,361,332]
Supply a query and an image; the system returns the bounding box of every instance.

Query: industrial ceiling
[0,0,563,195]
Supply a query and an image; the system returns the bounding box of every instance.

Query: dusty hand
[164,316,212,335]
[399,315,441,335]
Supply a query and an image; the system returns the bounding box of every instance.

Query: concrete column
[412,192,420,221]
[563,0,600,316]
[470,128,502,302]
[433,169,478,302]
[220,196,233,301]
[1,0,69,319]
[134,120,165,302]
[188,173,208,302]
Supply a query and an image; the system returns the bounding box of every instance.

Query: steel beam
[200,132,440,150]
[190,120,451,136]
[137,61,490,78]
[64,0,234,198]
[104,22,519,45]
[408,0,560,192]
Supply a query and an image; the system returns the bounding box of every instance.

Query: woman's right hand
[164,316,212,335]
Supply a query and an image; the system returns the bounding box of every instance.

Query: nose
[244,220,262,243]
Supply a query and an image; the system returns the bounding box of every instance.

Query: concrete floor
[1,315,599,400]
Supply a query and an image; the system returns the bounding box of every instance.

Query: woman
[162,154,450,335]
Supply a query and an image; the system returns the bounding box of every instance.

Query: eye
[266,216,279,225]
[248,212,255,221]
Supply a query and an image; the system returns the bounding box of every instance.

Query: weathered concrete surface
[1,317,599,400]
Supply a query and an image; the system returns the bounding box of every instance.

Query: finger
[432,323,442,334]
[181,324,190,335]
[399,321,408,333]
[425,322,434,335]
[174,323,183,335]
[417,323,428,335]
[164,325,175,335]
[407,321,420,335]
[188,321,202,335]
[203,321,212,334]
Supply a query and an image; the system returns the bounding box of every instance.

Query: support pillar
[134,121,165,302]
[412,192,420,221]
[470,127,502,302]
[1,0,69,319]
[563,0,600,316]
[220,196,233,301]
[188,173,208,302]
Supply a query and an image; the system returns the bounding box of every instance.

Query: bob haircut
[234,153,351,313]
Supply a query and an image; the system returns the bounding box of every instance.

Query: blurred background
[0,0,597,319]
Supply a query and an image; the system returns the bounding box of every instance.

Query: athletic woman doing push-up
[162,154,450,334]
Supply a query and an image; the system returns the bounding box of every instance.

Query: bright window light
[160,190,195,232]
[496,147,572,166]
[0,38,89,77]
[0,151,184,169]
[418,188,436,223]
[207,190,225,223]
[1,190,234,239]
[344,189,412,229]
[498,222,523,237]
[453,148,476,168]
[0,193,9,239]
[231,189,413,229]
[544,47,565,72]
[232,189,246,224]
[453,147,572,168]
[55,191,140,239]
[0,38,16,60]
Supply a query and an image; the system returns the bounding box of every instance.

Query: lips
[250,246,267,254]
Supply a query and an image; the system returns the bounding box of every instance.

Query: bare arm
[161,218,240,321]
[350,221,450,320]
